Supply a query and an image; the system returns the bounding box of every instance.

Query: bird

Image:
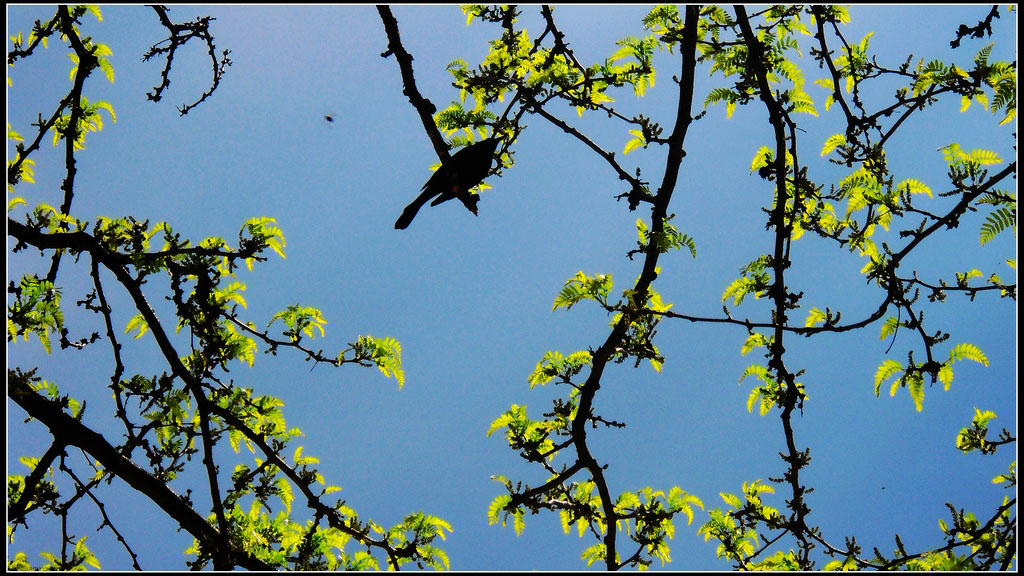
[395,137,500,229]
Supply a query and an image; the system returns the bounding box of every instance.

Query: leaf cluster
[478,4,1016,571]
[7,6,440,572]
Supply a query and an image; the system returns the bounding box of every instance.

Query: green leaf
[8,275,64,353]
[972,407,996,428]
[740,333,769,356]
[750,146,773,172]
[948,343,989,366]
[615,491,642,511]
[804,308,826,328]
[125,314,149,339]
[979,207,1015,245]
[558,509,573,534]
[879,316,899,340]
[636,217,696,256]
[624,129,646,154]
[581,544,606,567]
[820,133,846,157]
[73,536,101,570]
[938,364,954,389]
[528,350,592,387]
[739,364,771,385]
[720,492,742,509]
[896,178,932,198]
[907,372,925,411]
[969,148,1002,165]
[874,360,903,397]
[487,407,521,437]
[487,494,512,525]
[352,336,405,387]
[268,304,325,342]
[991,462,1015,485]
[722,277,751,305]
[705,87,739,116]
[747,387,763,414]
[243,217,287,265]
[513,509,525,536]
[553,271,613,311]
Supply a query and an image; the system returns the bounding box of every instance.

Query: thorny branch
[144,5,232,116]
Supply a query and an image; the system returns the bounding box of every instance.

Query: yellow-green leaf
[949,343,988,366]
[897,179,932,197]
[125,314,149,339]
[874,359,903,397]
[907,373,925,411]
[821,133,846,157]
[805,307,826,328]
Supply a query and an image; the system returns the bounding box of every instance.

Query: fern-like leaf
[979,207,1015,245]
[874,359,903,396]
[948,343,989,366]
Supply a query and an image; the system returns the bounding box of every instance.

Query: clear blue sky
[7,5,1017,570]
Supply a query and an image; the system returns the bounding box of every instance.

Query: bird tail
[395,180,438,229]
[394,202,421,229]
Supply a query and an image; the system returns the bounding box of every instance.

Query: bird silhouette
[395,137,500,229]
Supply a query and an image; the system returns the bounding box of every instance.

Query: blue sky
[7,5,1017,570]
